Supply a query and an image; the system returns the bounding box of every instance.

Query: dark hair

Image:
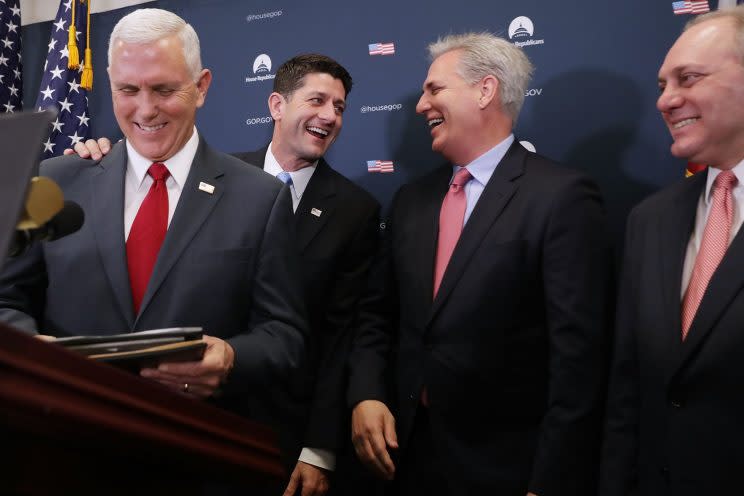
[272,53,353,98]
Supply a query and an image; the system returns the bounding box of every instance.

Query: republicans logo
[253,54,272,74]
[245,54,276,83]
[508,16,545,48]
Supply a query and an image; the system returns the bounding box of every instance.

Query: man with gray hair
[0,7,307,482]
[601,6,744,495]
[348,32,611,495]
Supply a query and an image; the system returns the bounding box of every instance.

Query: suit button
[670,399,684,408]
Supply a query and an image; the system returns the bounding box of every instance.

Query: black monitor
[0,109,57,266]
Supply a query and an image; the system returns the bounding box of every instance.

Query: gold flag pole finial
[81,0,93,90]
[67,0,80,69]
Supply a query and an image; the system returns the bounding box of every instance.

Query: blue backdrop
[20,0,709,248]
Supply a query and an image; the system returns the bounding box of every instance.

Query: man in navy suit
[234,54,381,496]
[601,7,744,495]
[0,6,307,442]
[349,32,612,495]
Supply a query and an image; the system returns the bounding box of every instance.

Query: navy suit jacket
[349,142,613,495]
[233,147,380,453]
[601,169,744,495]
[0,138,308,412]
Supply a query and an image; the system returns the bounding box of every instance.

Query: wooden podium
[0,323,285,494]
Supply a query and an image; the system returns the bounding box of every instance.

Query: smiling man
[0,10,308,491]
[601,6,744,495]
[68,52,382,496]
[348,32,611,496]
[234,54,381,496]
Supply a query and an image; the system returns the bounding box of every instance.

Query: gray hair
[685,5,744,61]
[428,32,533,122]
[108,8,203,80]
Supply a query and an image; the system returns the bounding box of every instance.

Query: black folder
[55,327,207,371]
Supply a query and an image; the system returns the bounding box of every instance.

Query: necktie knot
[714,170,737,192]
[148,162,170,182]
[277,171,293,185]
[451,167,472,190]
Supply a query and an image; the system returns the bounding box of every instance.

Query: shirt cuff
[298,447,336,471]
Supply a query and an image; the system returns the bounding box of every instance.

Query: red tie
[433,167,472,297]
[127,162,170,314]
[681,170,738,339]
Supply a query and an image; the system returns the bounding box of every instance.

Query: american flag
[35,0,92,157]
[0,0,22,113]
[367,160,395,173]
[368,42,395,56]
[672,1,711,14]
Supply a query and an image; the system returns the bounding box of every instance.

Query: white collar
[125,126,199,190]
[263,140,318,202]
[703,157,744,205]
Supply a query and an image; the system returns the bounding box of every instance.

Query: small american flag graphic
[367,160,395,173]
[368,42,395,56]
[672,1,710,14]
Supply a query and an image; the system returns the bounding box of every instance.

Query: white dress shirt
[263,142,317,212]
[262,141,334,471]
[681,159,744,298]
[124,127,199,239]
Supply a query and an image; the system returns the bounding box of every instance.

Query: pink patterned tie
[681,170,738,339]
[433,167,472,298]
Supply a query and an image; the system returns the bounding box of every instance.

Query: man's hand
[282,461,329,496]
[351,399,398,480]
[62,137,112,161]
[140,335,234,399]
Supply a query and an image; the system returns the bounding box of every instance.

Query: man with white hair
[0,6,307,468]
[348,32,612,495]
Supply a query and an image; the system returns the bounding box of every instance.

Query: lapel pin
[198,181,215,194]
[311,208,322,217]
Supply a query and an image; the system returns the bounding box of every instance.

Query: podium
[0,323,285,494]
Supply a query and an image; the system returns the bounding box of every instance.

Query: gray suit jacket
[0,138,309,403]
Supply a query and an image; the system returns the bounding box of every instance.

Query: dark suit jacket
[233,148,381,454]
[601,169,744,495]
[349,142,612,495]
[0,138,308,415]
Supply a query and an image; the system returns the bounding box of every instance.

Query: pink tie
[127,162,170,314]
[681,170,738,339]
[433,167,472,297]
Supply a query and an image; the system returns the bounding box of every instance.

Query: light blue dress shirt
[450,134,515,225]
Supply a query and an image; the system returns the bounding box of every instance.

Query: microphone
[17,176,65,230]
[8,201,85,257]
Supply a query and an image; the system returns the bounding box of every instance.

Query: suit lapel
[670,174,744,381]
[135,139,224,321]
[658,172,705,344]
[89,142,135,327]
[427,143,523,326]
[295,159,337,252]
[413,166,452,317]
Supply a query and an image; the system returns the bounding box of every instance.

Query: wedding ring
[183,383,189,393]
